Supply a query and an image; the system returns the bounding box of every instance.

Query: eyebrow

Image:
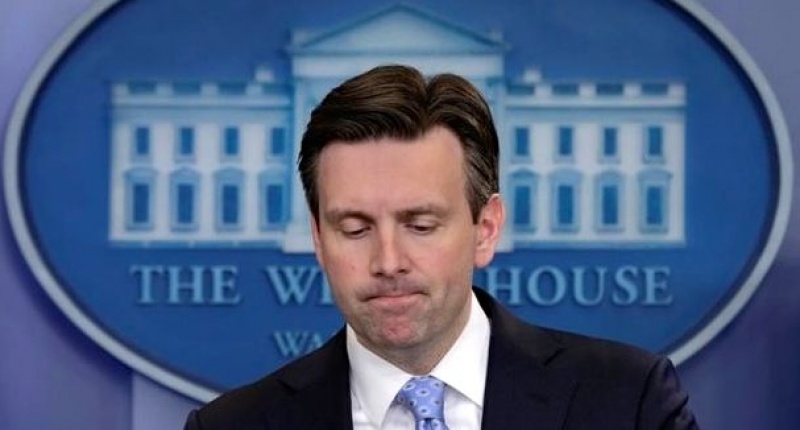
[323,204,449,224]
[323,209,371,225]
[396,204,449,222]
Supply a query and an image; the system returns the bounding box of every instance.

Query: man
[184,65,698,429]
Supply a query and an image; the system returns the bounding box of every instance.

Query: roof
[287,3,509,55]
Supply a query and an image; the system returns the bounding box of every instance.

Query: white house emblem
[4,1,790,402]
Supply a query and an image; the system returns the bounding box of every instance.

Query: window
[177,184,195,223]
[124,168,156,231]
[259,171,288,229]
[266,184,284,224]
[268,127,286,158]
[176,126,195,161]
[601,127,618,162]
[552,83,579,96]
[556,126,574,161]
[215,169,245,231]
[222,185,239,224]
[133,184,151,224]
[514,127,530,158]
[222,127,240,160]
[642,83,669,96]
[646,186,663,225]
[557,185,574,226]
[128,81,156,95]
[173,82,201,95]
[638,169,671,233]
[644,126,665,163]
[596,83,624,96]
[594,171,624,232]
[170,169,200,231]
[515,186,532,226]
[219,82,247,95]
[550,169,582,232]
[508,83,536,96]
[602,185,620,225]
[132,126,151,160]
[510,171,538,231]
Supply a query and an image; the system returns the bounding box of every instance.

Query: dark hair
[298,64,499,222]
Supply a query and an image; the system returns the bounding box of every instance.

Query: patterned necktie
[395,375,449,430]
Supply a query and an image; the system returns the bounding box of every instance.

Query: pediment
[289,4,508,55]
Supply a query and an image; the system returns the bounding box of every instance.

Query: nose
[369,228,409,278]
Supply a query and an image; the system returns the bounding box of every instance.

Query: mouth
[365,290,424,309]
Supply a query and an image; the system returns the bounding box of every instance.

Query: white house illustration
[108,4,685,252]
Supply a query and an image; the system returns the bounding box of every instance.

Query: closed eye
[407,222,438,235]
[341,226,370,239]
[338,218,371,239]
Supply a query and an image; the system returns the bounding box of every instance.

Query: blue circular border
[3,0,792,402]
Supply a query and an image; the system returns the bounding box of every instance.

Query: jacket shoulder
[542,326,660,373]
[536,326,696,428]
[185,330,349,429]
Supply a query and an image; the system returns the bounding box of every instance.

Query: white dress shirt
[348,292,491,429]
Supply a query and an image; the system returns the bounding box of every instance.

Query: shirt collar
[347,291,491,427]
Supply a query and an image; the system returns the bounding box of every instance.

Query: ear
[310,215,325,267]
[474,194,505,268]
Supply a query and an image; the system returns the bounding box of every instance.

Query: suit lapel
[270,291,577,429]
[476,289,577,430]
[276,329,354,429]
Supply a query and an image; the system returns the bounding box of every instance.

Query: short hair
[298,64,499,222]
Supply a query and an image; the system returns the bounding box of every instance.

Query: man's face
[311,126,504,361]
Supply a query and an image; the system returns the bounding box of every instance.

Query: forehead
[315,126,466,207]
[321,126,462,164]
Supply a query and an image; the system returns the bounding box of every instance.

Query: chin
[372,327,425,350]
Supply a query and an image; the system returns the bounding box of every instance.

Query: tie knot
[395,375,447,426]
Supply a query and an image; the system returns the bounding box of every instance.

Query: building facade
[109,4,685,251]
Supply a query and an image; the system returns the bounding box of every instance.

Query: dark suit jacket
[184,288,697,429]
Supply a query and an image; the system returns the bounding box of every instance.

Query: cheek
[334,249,361,272]
[325,262,359,308]
[319,235,357,266]
[321,248,363,283]
[418,241,474,281]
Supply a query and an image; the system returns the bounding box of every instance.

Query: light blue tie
[395,375,449,430]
